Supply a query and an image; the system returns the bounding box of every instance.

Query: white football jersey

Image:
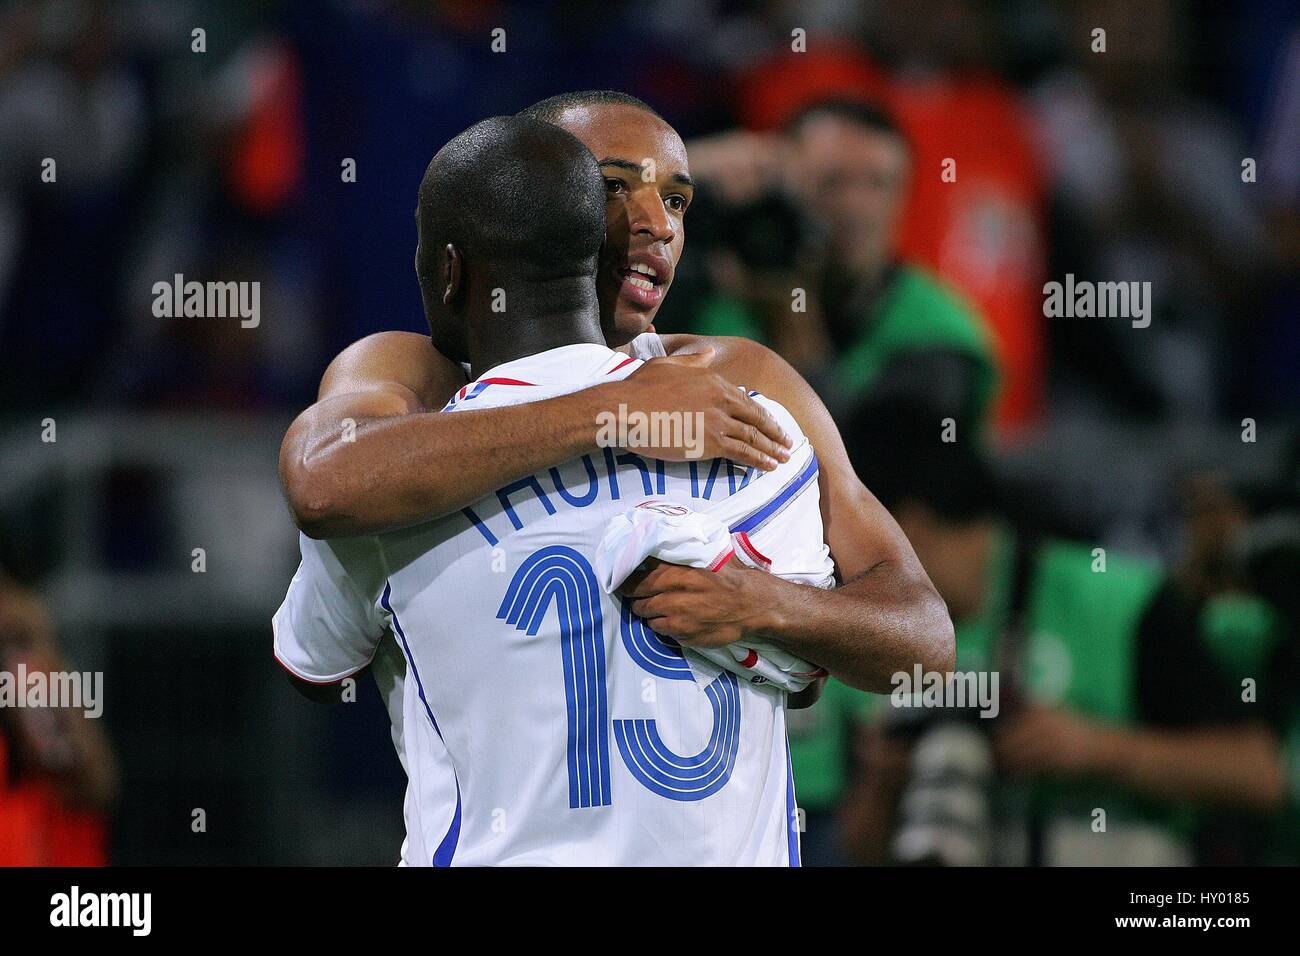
[273,342,835,866]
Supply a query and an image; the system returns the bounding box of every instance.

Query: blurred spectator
[1169,451,1300,863]
[1245,12,1300,415]
[1030,0,1268,423]
[0,0,147,411]
[0,572,118,866]
[733,0,1049,432]
[680,99,1000,437]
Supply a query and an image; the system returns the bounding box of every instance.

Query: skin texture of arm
[282,331,591,537]
[633,336,956,691]
[279,332,791,538]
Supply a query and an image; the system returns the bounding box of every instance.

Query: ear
[442,243,462,306]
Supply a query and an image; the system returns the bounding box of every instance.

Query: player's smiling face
[551,103,693,347]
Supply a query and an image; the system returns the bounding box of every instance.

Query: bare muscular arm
[279,332,792,538]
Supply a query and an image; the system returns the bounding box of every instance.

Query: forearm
[1091,723,1285,812]
[283,386,616,538]
[749,564,954,693]
[282,342,793,538]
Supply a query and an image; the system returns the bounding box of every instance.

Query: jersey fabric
[274,341,834,866]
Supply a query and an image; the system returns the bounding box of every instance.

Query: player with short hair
[275,114,836,864]
[277,91,953,694]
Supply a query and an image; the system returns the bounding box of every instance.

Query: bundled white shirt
[595,500,830,692]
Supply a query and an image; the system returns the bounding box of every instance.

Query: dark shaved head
[415,115,606,364]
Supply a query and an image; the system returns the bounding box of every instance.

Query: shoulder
[664,333,855,480]
[659,334,792,392]
[326,331,448,380]
[673,335,825,429]
[320,331,468,410]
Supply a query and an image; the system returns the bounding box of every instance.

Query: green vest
[1008,537,1175,834]
[694,264,999,429]
[790,530,1173,831]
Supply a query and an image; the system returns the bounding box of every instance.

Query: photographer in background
[835,413,1286,866]
[1173,451,1300,864]
[0,573,118,866]
[672,99,998,436]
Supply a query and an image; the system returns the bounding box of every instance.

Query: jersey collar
[472,343,634,388]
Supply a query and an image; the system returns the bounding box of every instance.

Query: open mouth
[614,262,667,308]
[621,262,662,291]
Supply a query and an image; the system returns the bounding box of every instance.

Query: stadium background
[0,0,1295,865]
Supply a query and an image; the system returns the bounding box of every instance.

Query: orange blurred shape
[228,44,305,217]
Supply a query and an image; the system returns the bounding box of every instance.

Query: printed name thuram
[1042,273,1152,328]
[0,664,103,718]
[152,273,260,327]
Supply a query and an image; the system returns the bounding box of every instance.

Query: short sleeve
[272,534,391,684]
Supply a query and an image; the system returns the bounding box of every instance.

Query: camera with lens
[688,185,810,274]
[878,701,1002,867]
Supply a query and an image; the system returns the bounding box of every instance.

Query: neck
[466,276,606,377]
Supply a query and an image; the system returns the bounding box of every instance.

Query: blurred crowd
[0,0,1297,864]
